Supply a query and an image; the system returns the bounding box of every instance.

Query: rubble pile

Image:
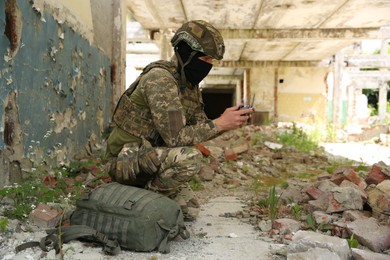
[195,124,390,259]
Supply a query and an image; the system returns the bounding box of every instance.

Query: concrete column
[236,80,242,105]
[243,69,250,105]
[111,0,126,114]
[333,51,345,126]
[159,29,172,60]
[379,40,389,123]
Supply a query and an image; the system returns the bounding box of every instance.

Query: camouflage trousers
[109,143,202,198]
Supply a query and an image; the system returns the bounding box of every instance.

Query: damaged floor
[1,124,390,259]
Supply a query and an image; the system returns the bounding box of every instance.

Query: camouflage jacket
[107,57,220,156]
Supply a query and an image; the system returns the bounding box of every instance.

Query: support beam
[219,27,390,41]
[205,75,242,81]
[346,55,390,68]
[215,60,325,68]
[348,70,390,81]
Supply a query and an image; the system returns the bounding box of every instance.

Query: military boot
[173,185,200,221]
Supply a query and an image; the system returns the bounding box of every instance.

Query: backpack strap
[15,225,121,256]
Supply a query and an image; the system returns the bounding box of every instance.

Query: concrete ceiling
[126,0,390,87]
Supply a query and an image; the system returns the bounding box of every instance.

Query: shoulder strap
[15,225,121,256]
[112,60,179,119]
[126,60,178,97]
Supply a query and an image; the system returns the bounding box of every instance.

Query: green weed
[290,204,302,220]
[305,213,333,232]
[276,124,318,153]
[250,132,264,146]
[0,218,9,232]
[189,178,204,191]
[347,234,359,248]
[257,185,282,221]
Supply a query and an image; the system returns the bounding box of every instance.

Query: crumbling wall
[250,66,329,124]
[0,0,112,186]
[277,67,328,124]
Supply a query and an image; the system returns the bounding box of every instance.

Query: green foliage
[241,164,249,172]
[325,123,337,142]
[290,204,301,220]
[280,181,289,189]
[0,159,104,219]
[189,178,204,191]
[276,124,318,153]
[268,186,281,220]
[0,181,67,219]
[347,234,359,248]
[257,185,282,221]
[250,132,264,146]
[0,218,9,232]
[305,213,333,232]
[306,213,317,231]
[251,178,263,195]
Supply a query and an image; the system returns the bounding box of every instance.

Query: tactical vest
[112,60,203,146]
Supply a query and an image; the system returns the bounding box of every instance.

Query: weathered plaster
[31,0,94,43]
[0,0,111,186]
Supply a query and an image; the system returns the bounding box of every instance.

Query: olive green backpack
[16,182,189,255]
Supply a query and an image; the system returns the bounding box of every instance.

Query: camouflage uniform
[105,21,225,214]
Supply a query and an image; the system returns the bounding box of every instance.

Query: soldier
[105,20,253,220]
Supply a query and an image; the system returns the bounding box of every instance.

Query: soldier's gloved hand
[138,142,161,175]
[115,143,140,184]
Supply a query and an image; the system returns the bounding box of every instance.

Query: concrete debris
[346,217,390,253]
[352,248,390,260]
[289,230,352,260]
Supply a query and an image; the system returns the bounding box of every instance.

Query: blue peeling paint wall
[0,0,112,180]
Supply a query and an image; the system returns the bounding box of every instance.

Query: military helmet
[171,20,225,60]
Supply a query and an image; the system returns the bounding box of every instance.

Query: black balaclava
[176,42,212,87]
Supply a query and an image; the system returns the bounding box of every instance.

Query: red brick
[305,185,325,200]
[29,204,63,228]
[366,164,389,185]
[343,168,367,190]
[194,143,211,157]
[224,148,238,161]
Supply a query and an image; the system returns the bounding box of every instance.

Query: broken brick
[29,204,63,228]
[305,185,325,200]
[366,163,390,185]
[342,168,367,190]
[224,149,238,161]
[194,143,211,157]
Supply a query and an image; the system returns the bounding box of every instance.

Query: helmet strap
[175,47,197,90]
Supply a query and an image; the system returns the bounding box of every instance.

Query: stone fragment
[313,211,334,224]
[317,180,338,193]
[351,248,390,260]
[198,166,214,181]
[307,194,329,212]
[326,187,363,213]
[287,248,341,260]
[258,219,272,232]
[347,217,390,253]
[339,180,367,201]
[289,230,352,260]
[342,210,371,222]
[231,142,249,154]
[366,180,390,215]
[273,218,302,234]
